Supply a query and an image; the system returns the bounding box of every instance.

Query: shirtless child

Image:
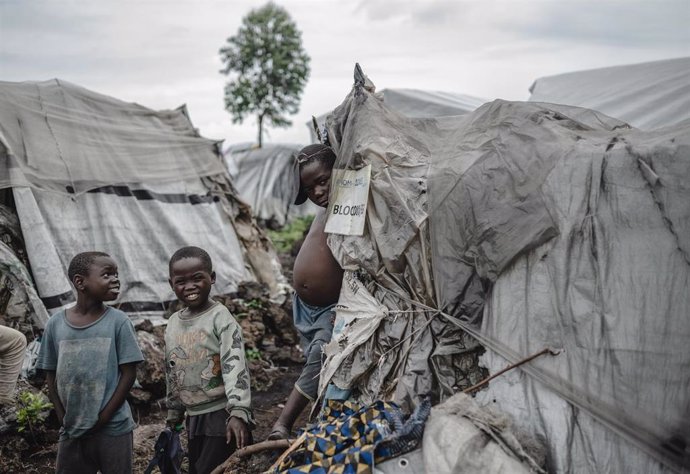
[268,144,343,440]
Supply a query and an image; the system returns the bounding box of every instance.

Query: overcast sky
[1,0,688,147]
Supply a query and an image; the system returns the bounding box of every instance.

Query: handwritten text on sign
[325,165,371,236]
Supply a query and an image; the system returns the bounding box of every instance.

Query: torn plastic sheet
[423,392,545,474]
[0,239,49,331]
[319,66,690,472]
[319,271,388,397]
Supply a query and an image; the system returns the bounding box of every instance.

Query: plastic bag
[144,427,185,474]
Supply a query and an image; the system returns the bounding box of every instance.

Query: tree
[219,3,310,147]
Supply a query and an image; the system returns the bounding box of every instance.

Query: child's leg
[269,387,310,439]
[269,332,328,438]
[93,431,133,474]
[188,435,234,474]
[56,437,99,474]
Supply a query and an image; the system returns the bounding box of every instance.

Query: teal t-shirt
[37,307,144,439]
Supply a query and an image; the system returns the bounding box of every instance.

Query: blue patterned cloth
[275,398,430,474]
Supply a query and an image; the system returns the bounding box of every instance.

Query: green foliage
[245,299,263,309]
[245,347,262,361]
[219,2,311,147]
[267,215,314,253]
[16,391,52,435]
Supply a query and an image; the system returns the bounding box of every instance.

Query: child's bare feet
[267,423,290,440]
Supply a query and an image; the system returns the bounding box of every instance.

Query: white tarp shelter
[309,87,486,142]
[528,57,690,130]
[224,143,318,228]
[319,66,689,473]
[0,79,284,320]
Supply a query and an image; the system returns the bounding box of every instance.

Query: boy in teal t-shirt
[37,251,143,474]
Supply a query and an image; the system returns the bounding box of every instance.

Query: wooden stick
[268,432,308,473]
[463,347,560,394]
[237,439,293,458]
[209,439,293,474]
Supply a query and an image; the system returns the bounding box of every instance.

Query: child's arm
[218,317,253,446]
[44,370,65,426]
[88,362,137,433]
[165,371,185,427]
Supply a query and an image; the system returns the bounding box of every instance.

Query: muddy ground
[1,365,306,474]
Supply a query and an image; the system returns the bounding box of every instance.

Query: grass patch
[267,215,314,253]
[245,347,262,361]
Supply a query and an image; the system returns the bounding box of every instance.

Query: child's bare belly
[293,215,343,307]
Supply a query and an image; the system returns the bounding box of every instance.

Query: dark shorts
[292,294,336,401]
[56,431,132,474]
[186,408,239,474]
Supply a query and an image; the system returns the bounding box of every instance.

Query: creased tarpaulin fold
[0,79,226,195]
[318,66,690,473]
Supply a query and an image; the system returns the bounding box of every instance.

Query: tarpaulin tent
[319,67,689,473]
[0,79,286,320]
[224,143,318,228]
[308,87,486,143]
[528,57,690,130]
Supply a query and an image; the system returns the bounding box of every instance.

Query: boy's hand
[226,416,250,449]
[84,412,108,436]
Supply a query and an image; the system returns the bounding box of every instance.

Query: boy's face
[300,160,333,208]
[77,256,120,301]
[169,257,216,311]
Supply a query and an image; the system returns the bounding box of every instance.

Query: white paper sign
[324,165,371,236]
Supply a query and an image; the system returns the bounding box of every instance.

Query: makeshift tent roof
[224,143,318,227]
[0,79,285,319]
[528,57,690,130]
[319,67,689,473]
[308,87,486,142]
[377,88,486,118]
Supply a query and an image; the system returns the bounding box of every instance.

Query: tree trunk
[257,114,264,148]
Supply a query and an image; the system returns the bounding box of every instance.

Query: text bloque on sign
[324,165,372,236]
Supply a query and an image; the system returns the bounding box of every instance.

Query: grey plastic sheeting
[528,57,690,131]
[321,69,689,472]
[12,180,252,317]
[308,87,486,143]
[0,79,226,195]
[379,88,486,119]
[423,393,545,473]
[225,143,318,227]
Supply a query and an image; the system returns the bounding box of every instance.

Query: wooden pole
[209,439,293,474]
[463,347,560,394]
